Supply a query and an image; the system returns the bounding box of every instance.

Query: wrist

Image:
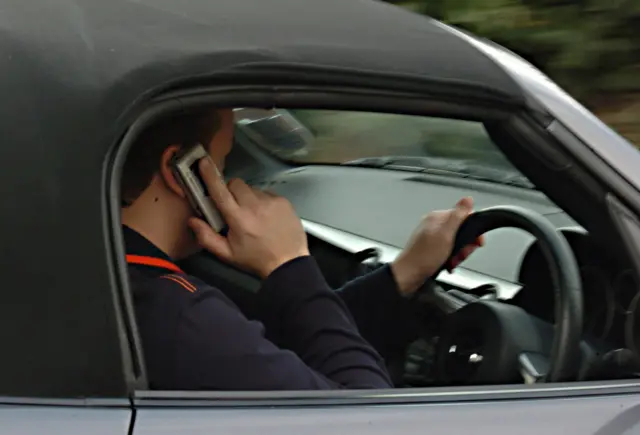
[390,255,428,297]
[259,249,311,279]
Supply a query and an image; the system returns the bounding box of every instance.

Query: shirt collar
[122,225,184,275]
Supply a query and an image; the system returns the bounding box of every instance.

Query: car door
[130,387,640,435]
[0,400,131,435]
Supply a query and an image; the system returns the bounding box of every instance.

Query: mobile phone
[171,143,226,233]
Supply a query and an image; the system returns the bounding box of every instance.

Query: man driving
[121,108,482,390]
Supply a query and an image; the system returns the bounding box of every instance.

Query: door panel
[133,394,640,435]
[0,405,131,435]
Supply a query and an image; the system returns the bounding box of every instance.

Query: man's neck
[121,204,186,260]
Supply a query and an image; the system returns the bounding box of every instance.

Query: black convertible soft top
[0,0,524,398]
[2,0,521,112]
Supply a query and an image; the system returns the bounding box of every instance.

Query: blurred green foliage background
[387,0,640,145]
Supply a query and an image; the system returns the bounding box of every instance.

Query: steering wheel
[430,205,584,384]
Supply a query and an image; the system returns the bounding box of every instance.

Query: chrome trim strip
[134,380,640,407]
[301,219,521,298]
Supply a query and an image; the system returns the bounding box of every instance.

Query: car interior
[122,106,640,390]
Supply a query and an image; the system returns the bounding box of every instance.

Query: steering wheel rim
[438,205,584,383]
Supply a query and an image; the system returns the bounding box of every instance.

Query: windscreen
[234,109,535,189]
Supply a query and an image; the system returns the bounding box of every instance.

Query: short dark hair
[121,109,220,206]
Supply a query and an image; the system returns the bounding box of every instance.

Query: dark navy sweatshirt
[124,225,418,390]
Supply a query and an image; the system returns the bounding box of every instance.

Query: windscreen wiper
[458,164,535,189]
[341,156,534,189]
[342,156,462,172]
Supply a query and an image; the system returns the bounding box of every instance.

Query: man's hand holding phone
[188,158,310,279]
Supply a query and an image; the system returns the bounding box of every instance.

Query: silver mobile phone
[171,143,226,233]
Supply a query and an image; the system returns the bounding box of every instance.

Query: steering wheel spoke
[417,280,470,313]
[519,352,550,384]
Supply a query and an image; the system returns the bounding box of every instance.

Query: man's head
[121,108,235,258]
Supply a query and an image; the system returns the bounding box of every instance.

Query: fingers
[447,229,484,273]
[199,159,262,218]
[453,196,474,220]
[444,196,473,233]
[227,178,260,208]
[189,217,233,261]
[259,188,279,198]
[199,159,239,220]
[252,186,278,200]
[448,243,480,271]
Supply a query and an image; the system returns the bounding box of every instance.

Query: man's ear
[159,145,186,199]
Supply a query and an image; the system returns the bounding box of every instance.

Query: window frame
[112,83,640,407]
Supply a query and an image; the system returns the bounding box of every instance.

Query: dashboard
[264,164,577,285]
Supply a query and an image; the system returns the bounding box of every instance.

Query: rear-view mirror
[234,108,313,158]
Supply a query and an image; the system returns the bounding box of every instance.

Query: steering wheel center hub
[436,298,557,385]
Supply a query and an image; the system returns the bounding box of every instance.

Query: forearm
[256,256,392,388]
[336,265,421,362]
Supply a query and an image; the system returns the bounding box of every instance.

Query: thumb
[188,217,232,261]
[448,196,474,228]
